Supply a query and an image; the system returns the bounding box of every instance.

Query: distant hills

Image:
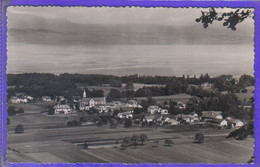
[7,12,254,45]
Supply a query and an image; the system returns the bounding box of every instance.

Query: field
[135,93,192,105]
[7,102,254,163]
[77,83,166,96]
[235,86,254,102]
[7,123,254,163]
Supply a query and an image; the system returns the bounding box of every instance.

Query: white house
[176,102,186,109]
[220,119,228,127]
[229,119,244,129]
[160,109,168,115]
[201,111,223,121]
[126,100,142,108]
[176,113,199,124]
[200,82,214,90]
[10,96,28,103]
[79,89,106,111]
[25,95,33,100]
[54,104,72,114]
[42,96,52,102]
[144,115,155,123]
[164,117,180,125]
[117,111,133,119]
[55,96,65,102]
[147,106,160,114]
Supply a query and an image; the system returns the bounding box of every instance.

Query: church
[79,89,106,111]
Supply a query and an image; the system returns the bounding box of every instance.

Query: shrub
[140,134,148,145]
[124,119,132,128]
[83,142,88,149]
[164,139,174,146]
[17,108,24,114]
[7,106,16,116]
[15,124,24,134]
[194,133,204,143]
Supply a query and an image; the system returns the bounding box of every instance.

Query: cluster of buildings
[9,89,245,129]
[9,93,33,103]
[140,111,243,129]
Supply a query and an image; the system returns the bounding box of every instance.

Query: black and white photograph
[6,7,255,163]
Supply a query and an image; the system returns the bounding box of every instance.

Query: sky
[7,7,254,30]
[6,7,255,76]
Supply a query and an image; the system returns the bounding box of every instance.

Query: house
[10,96,21,103]
[210,119,228,127]
[176,113,199,124]
[54,104,72,114]
[147,106,160,114]
[220,119,228,127]
[55,96,65,102]
[114,101,124,106]
[79,97,106,110]
[79,90,106,111]
[25,95,33,100]
[126,100,142,108]
[201,111,223,121]
[10,96,28,103]
[176,102,186,109]
[144,115,156,124]
[15,93,25,97]
[42,96,52,102]
[72,96,81,102]
[117,111,133,119]
[160,109,168,115]
[200,82,214,90]
[228,119,244,129]
[164,117,180,125]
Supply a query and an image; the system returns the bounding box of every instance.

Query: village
[8,80,251,133]
[6,74,255,163]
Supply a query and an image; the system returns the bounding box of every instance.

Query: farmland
[7,110,254,163]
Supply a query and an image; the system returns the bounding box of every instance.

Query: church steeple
[83,89,86,98]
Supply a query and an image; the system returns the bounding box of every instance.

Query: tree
[110,122,117,129]
[163,101,168,106]
[152,140,159,147]
[247,156,254,164]
[125,81,134,90]
[83,142,88,149]
[107,89,122,102]
[133,107,143,114]
[194,133,204,144]
[139,134,148,145]
[109,79,122,88]
[131,134,140,148]
[164,139,174,146]
[15,124,24,134]
[7,118,10,125]
[121,137,131,150]
[47,105,55,115]
[124,119,132,128]
[239,74,254,87]
[7,106,16,116]
[226,122,253,140]
[17,108,24,114]
[196,8,253,31]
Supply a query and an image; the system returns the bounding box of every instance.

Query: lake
[7,43,254,77]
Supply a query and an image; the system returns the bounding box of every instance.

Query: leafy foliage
[195,8,253,30]
[15,124,24,134]
[164,139,174,146]
[226,121,254,140]
[124,119,132,128]
[194,133,204,143]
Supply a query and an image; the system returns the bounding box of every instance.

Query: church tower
[83,89,86,98]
